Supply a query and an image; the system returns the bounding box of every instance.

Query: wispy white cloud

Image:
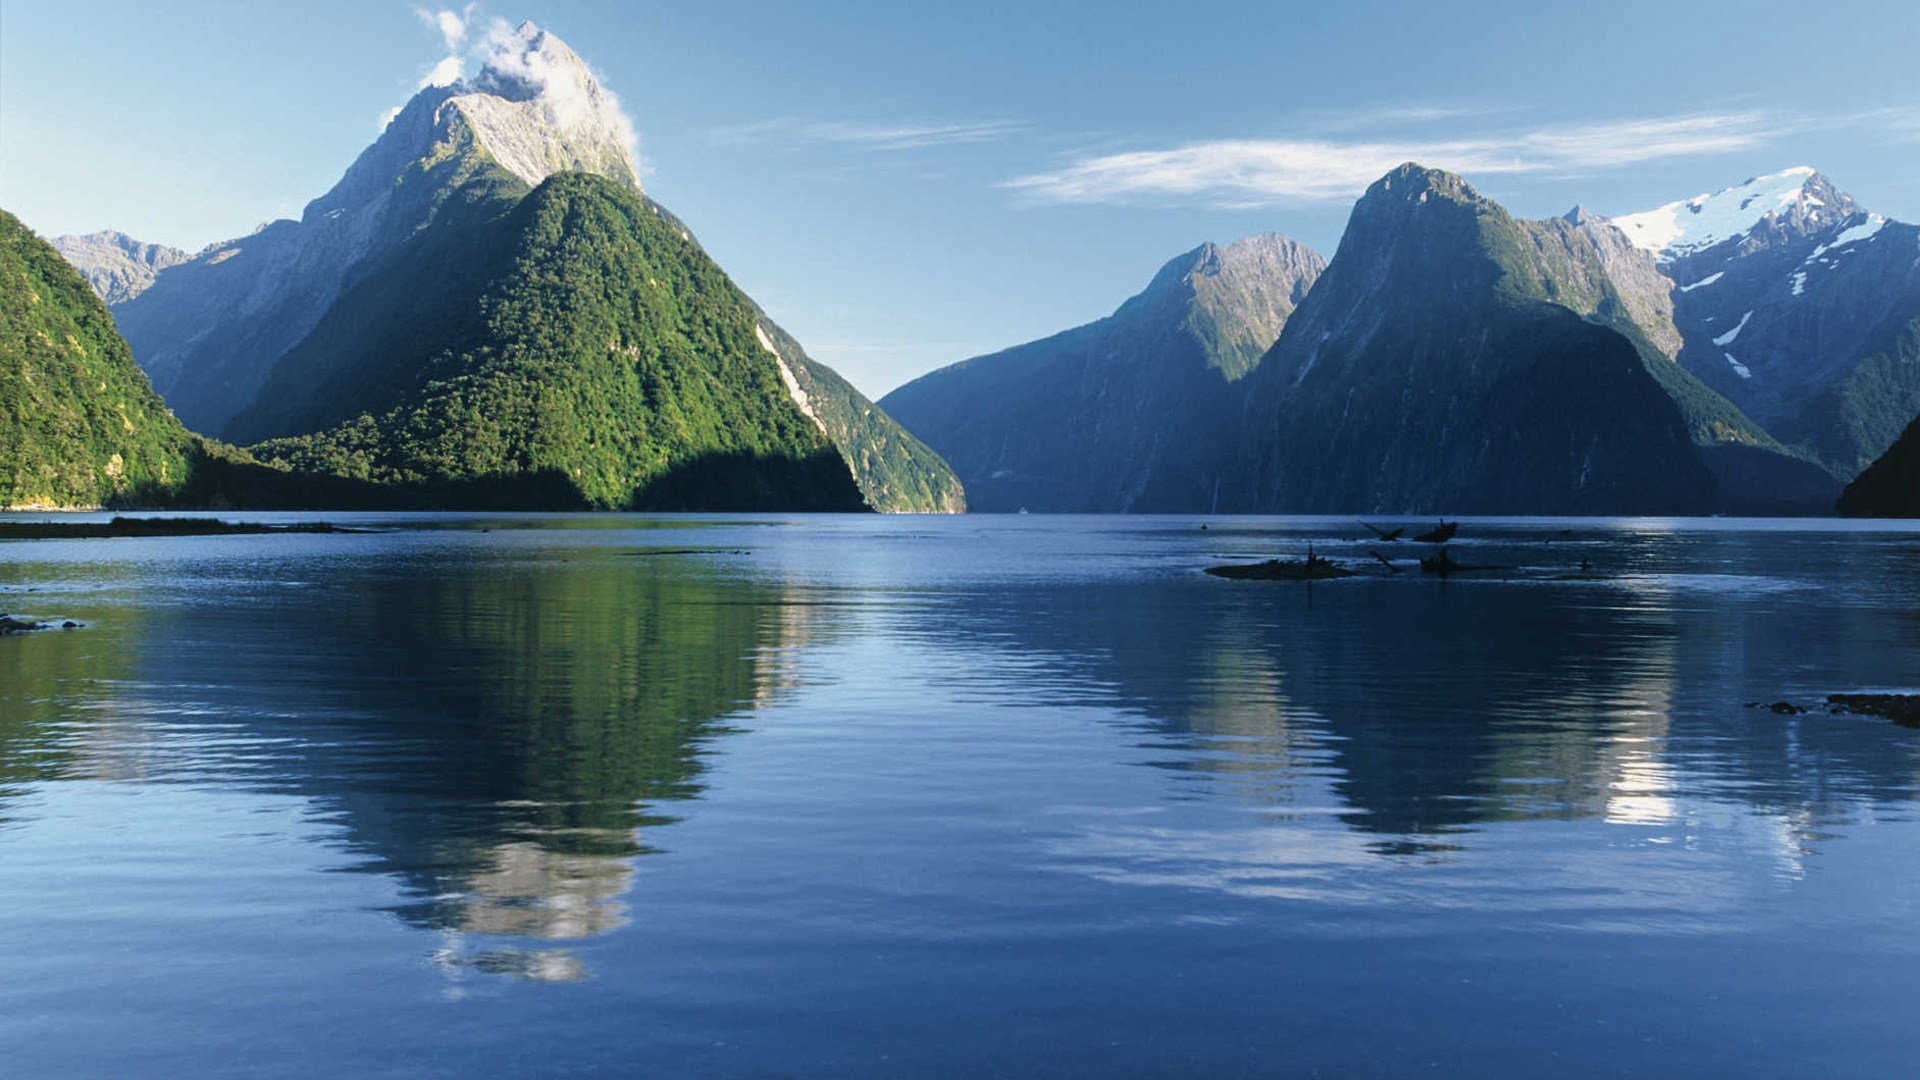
[473,16,641,165]
[419,54,466,90]
[1003,110,1783,208]
[413,4,477,88]
[710,118,1025,152]
[378,8,643,169]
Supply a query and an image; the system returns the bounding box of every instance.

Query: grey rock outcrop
[49,230,190,304]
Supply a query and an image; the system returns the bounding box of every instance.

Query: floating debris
[1419,547,1513,575]
[1828,694,1920,728]
[1359,521,1404,542]
[1207,544,1357,581]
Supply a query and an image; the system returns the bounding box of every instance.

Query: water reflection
[914,534,1920,860]
[0,549,818,979]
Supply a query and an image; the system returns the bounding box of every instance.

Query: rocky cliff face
[1614,168,1920,476]
[880,234,1324,512]
[1225,165,1717,515]
[108,22,644,439]
[47,230,190,305]
[1519,208,1683,359]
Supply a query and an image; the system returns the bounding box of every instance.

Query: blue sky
[4,1,1917,396]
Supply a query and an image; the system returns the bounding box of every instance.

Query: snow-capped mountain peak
[1612,167,1849,262]
[306,22,640,225]
[451,21,642,192]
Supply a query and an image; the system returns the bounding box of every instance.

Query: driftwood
[1207,545,1358,581]
[1359,521,1403,542]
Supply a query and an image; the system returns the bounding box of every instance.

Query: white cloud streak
[1004,111,1782,208]
[413,4,476,88]
[710,118,1025,152]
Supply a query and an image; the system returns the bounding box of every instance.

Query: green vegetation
[753,317,965,512]
[1838,405,1920,517]
[0,209,200,508]
[242,173,867,511]
[1785,317,1920,478]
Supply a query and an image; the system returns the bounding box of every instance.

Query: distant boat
[1413,520,1457,543]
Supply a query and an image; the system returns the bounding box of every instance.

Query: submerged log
[1419,547,1514,576]
[1207,545,1358,581]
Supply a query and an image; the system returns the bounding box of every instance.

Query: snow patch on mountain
[1614,167,1819,261]
[1679,271,1724,292]
[1712,310,1752,347]
[1830,213,1886,250]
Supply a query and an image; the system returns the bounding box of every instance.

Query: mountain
[751,315,966,512]
[2,210,198,507]
[1225,165,1719,515]
[48,230,190,305]
[1614,167,1920,477]
[234,171,867,510]
[880,235,1323,511]
[1837,409,1920,517]
[2,209,433,511]
[106,22,641,439]
[1502,205,1839,513]
[83,21,960,512]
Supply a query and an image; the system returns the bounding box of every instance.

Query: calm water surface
[2,513,1918,1078]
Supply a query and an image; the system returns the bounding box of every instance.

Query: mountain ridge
[880,232,1324,512]
[1222,163,1720,514]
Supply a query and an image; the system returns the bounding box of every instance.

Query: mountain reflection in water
[3,516,1919,1080]
[0,543,830,980]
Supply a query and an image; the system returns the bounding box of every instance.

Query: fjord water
[3,515,1917,1078]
